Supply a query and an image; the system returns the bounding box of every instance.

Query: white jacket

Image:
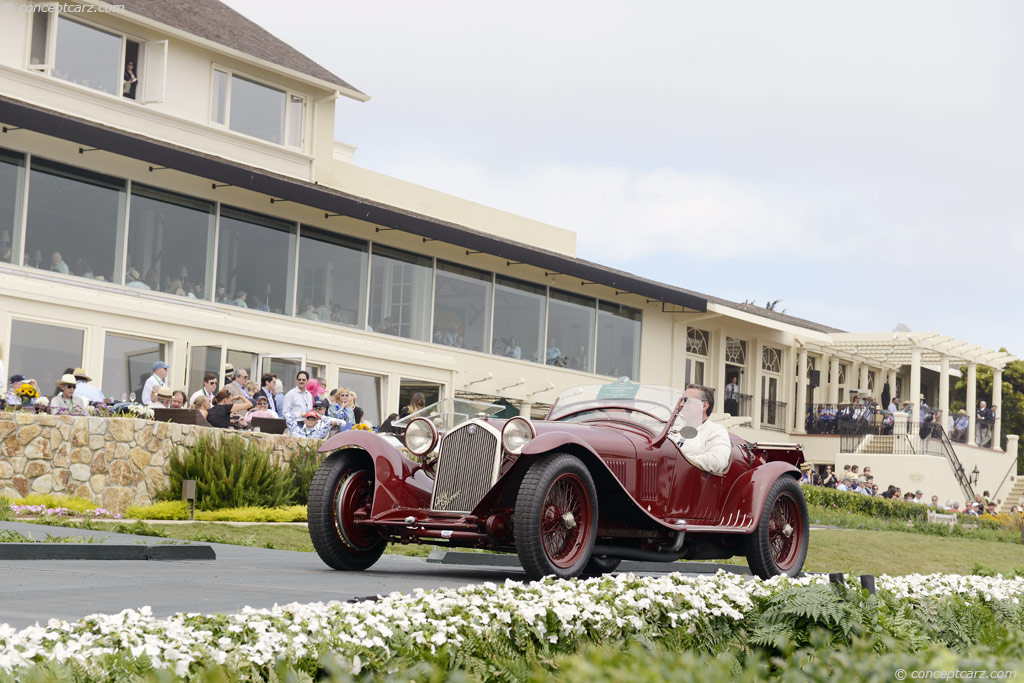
[670,418,732,475]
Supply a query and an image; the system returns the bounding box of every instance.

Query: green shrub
[126,501,188,520]
[0,497,11,522]
[803,486,930,521]
[194,505,306,522]
[287,443,325,506]
[156,434,297,510]
[13,494,97,513]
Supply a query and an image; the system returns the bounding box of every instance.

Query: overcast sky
[225,0,1023,358]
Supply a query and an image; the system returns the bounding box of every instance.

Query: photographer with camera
[205,389,251,429]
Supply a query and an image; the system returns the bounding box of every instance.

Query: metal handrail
[934,426,976,502]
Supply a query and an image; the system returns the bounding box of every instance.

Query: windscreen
[393,397,505,432]
[547,381,682,423]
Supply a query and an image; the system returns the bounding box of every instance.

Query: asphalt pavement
[0,520,745,629]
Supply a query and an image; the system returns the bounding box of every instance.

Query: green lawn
[89,521,1024,576]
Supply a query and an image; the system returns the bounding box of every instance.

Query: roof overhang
[823,333,1016,369]
[0,95,706,312]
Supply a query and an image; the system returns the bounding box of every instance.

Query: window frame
[209,64,307,150]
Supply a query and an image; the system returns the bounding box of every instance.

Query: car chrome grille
[430,421,500,513]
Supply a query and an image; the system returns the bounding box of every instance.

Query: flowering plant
[14,383,38,400]
[352,422,373,431]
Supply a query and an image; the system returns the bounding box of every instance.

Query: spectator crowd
[2,362,378,441]
[799,462,1008,517]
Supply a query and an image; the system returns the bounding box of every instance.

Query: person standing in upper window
[724,375,740,416]
[123,60,138,99]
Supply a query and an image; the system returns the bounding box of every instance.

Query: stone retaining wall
[0,413,318,514]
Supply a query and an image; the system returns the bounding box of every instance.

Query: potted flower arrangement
[352,422,373,432]
[14,382,39,407]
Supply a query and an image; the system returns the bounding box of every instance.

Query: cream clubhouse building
[0,0,1017,508]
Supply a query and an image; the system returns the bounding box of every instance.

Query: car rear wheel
[308,451,387,571]
[744,476,809,579]
[514,453,598,580]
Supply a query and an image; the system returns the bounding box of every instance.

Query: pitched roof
[117,0,364,95]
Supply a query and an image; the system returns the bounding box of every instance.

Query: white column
[993,367,1003,449]
[888,369,898,404]
[859,364,869,397]
[939,355,950,433]
[828,356,840,405]
[751,338,762,429]
[910,348,922,425]
[966,363,977,445]
[850,361,861,397]
[519,402,533,418]
[795,348,808,434]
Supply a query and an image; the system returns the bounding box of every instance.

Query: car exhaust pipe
[590,545,683,563]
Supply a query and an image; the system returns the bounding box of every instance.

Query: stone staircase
[999,478,1024,513]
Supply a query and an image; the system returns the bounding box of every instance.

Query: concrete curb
[426,550,751,575]
[0,544,216,560]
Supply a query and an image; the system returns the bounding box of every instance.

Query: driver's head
[683,384,714,421]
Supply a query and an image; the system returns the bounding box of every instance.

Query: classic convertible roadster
[307,380,809,580]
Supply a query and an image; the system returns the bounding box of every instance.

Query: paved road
[0,521,745,629]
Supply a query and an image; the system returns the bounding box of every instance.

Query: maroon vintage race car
[307,380,809,580]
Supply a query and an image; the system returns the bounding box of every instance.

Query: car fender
[705,461,802,533]
[494,430,682,532]
[319,431,433,516]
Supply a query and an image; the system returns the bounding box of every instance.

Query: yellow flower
[15,384,39,399]
[353,423,373,431]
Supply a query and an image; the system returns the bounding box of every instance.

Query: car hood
[528,419,642,459]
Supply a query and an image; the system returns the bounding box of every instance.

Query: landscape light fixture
[181,479,197,520]
[970,466,980,486]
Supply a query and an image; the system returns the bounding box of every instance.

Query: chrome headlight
[405,417,438,456]
[502,417,535,454]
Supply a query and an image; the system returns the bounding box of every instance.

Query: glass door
[186,344,222,397]
[258,353,306,389]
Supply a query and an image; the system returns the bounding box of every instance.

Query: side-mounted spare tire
[308,450,387,571]
[514,453,598,580]
[744,475,809,579]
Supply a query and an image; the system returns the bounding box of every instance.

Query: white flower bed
[0,571,1022,677]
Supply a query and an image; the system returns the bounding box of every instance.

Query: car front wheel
[514,453,598,580]
[744,475,809,579]
[308,451,387,571]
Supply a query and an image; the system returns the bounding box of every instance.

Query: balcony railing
[804,403,887,436]
[723,392,752,418]
[761,399,787,432]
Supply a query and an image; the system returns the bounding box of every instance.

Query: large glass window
[216,207,295,315]
[229,75,286,144]
[296,227,367,327]
[187,345,222,397]
[9,320,84,396]
[546,289,595,371]
[597,302,641,379]
[25,159,124,282]
[53,17,121,95]
[102,333,166,401]
[433,261,491,353]
[338,370,384,427]
[0,148,24,265]
[492,276,545,363]
[368,245,432,341]
[127,185,214,298]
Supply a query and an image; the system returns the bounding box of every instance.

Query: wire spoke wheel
[335,469,378,550]
[308,452,387,571]
[515,453,598,579]
[745,476,809,579]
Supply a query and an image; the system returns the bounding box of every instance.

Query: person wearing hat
[798,462,812,485]
[246,393,279,421]
[4,374,26,405]
[223,363,234,388]
[71,368,105,405]
[125,267,150,290]
[289,407,346,439]
[50,374,85,412]
[148,385,174,408]
[142,360,170,405]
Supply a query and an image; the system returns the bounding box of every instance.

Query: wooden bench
[926,510,958,528]
[248,416,287,434]
[152,408,211,427]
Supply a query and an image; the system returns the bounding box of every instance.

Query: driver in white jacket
[669,384,733,475]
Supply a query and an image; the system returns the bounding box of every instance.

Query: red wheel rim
[333,469,378,550]
[540,473,591,568]
[768,491,802,570]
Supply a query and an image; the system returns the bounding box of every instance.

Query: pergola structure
[796,332,1017,444]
